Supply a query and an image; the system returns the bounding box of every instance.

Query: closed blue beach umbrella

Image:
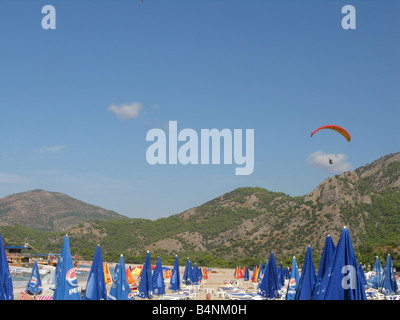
[367,256,383,289]
[286,256,300,300]
[53,235,81,300]
[169,255,181,291]
[323,227,367,300]
[312,235,335,299]
[258,252,280,299]
[84,244,107,300]
[138,250,153,299]
[0,230,13,300]
[295,246,316,300]
[152,256,165,296]
[26,260,43,296]
[108,254,134,300]
[379,254,399,295]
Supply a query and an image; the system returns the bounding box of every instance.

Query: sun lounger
[159,293,195,300]
[365,288,385,300]
[385,295,400,300]
[238,295,267,300]
[205,288,215,294]
[226,292,256,299]
[218,285,245,292]
[385,294,400,300]
[227,292,266,300]
[159,294,184,300]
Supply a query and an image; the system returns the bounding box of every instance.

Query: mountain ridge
[0,189,126,231]
[1,152,399,266]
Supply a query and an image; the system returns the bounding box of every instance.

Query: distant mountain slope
[1,152,399,266]
[61,152,400,263]
[0,189,126,231]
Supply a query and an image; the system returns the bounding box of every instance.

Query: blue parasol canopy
[295,246,316,300]
[182,257,193,285]
[152,256,165,296]
[257,262,264,282]
[198,264,203,282]
[379,254,399,295]
[278,262,285,288]
[0,230,13,300]
[367,256,383,289]
[26,260,43,296]
[243,266,249,281]
[286,256,300,300]
[53,235,82,300]
[322,227,367,300]
[169,255,181,291]
[192,263,200,285]
[312,235,336,299]
[285,267,290,279]
[138,250,154,299]
[84,244,107,300]
[258,251,280,299]
[108,255,134,300]
[358,263,367,289]
[194,263,203,284]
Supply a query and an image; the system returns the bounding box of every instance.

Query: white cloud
[108,102,143,120]
[307,151,353,173]
[0,172,31,184]
[36,145,67,153]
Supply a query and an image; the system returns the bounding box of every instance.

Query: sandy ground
[13,264,258,300]
[157,267,259,301]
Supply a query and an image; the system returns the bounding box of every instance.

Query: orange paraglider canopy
[310,125,351,142]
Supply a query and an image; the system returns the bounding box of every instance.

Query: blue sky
[0,1,399,219]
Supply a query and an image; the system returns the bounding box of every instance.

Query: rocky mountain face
[1,152,399,263]
[144,152,400,260]
[0,189,126,231]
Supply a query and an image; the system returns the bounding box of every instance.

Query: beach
[13,265,256,300]
[12,261,400,301]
